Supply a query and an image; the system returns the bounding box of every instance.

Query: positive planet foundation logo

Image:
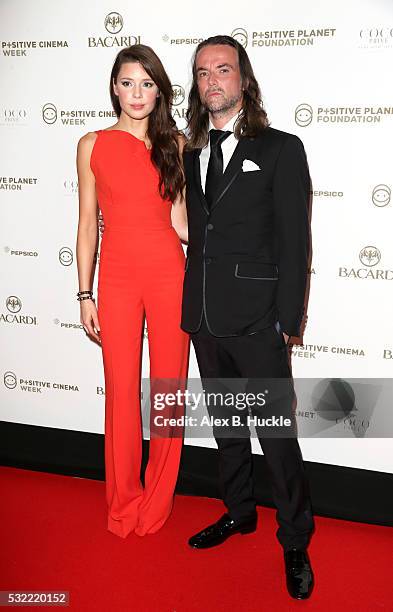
[372,184,391,207]
[295,103,313,127]
[59,247,73,266]
[295,103,393,126]
[231,28,248,48]
[251,27,336,47]
[0,176,38,191]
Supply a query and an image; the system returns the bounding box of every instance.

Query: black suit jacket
[180,127,310,337]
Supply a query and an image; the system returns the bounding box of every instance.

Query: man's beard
[204,90,243,116]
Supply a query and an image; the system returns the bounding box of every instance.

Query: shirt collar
[208,110,241,138]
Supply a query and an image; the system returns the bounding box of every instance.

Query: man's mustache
[205,88,224,96]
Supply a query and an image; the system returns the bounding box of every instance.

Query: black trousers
[191,315,314,551]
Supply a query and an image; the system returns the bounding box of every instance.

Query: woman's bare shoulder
[78,131,98,149]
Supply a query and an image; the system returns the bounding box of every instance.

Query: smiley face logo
[6,296,22,313]
[42,103,57,125]
[295,103,313,127]
[372,184,391,207]
[4,371,17,389]
[59,247,73,266]
[359,246,381,267]
[231,28,248,48]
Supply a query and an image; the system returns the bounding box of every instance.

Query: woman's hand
[80,299,101,343]
[171,198,188,244]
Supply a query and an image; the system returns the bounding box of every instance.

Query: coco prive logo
[0,108,28,125]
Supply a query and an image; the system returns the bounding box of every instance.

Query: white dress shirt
[200,112,241,192]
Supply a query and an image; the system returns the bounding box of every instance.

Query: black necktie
[204,129,231,208]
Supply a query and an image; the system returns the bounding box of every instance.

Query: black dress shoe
[188,513,257,549]
[284,548,314,599]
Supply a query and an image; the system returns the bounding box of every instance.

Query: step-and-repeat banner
[1,0,392,473]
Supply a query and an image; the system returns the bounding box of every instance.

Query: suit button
[207,223,214,230]
[206,258,212,265]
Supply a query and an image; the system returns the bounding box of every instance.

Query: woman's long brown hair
[186,35,269,150]
[110,45,184,203]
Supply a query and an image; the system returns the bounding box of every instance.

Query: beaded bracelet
[77,290,93,302]
[77,295,94,302]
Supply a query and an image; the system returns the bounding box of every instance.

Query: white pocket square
[242,159,261,172]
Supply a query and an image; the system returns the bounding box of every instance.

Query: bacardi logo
[359,246,381,267]
[104,12,124,34]
[6,296,22,313]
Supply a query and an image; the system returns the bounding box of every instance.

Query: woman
[76,45,189,538]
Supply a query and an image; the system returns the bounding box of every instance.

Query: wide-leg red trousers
[97,227,189,538]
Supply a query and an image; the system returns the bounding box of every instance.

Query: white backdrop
[1,0,392,473]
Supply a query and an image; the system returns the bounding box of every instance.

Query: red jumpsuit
[90,129,189,538]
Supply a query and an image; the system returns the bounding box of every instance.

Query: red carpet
[1,466,392,611]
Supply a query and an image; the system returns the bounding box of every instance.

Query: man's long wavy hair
[110,45,184,202]
[186,35,269,150]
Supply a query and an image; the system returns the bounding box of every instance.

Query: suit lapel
[193,148,209,215]
[191,137,254,214]
[210,138,251,212]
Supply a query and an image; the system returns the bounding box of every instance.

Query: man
[181,35,315,600]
